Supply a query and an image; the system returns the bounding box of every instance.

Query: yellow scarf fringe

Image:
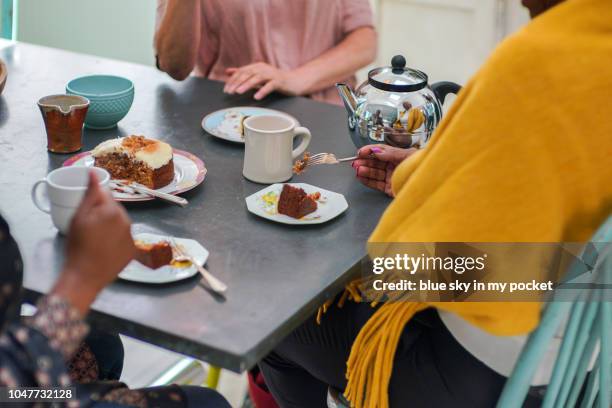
[318,282,428,408]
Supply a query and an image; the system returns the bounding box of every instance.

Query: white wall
[373,0,530,85]
[14,0,529,80]
[16,0,156,66]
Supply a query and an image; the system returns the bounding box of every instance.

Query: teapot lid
[368,55,428,93]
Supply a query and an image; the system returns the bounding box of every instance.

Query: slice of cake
[92,135,174,189]
[134,240,173,269]
[277,184,318,219]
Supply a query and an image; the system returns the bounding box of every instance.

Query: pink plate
[63,149,207,202]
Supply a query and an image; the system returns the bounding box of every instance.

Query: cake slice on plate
[134,240,173,269]
[277,184,318,219]
[92,135,174,189]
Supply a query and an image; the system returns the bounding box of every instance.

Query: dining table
[0,39,391,373]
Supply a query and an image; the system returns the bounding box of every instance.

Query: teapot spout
[335,83,358,116]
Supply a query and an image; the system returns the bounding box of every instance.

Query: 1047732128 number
[1,387,76,402]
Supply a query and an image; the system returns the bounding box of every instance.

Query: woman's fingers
[357,145,385,158]
[356,176,386,193]
[224,70,254,93]
[224,72,248,93]
[225,63,273,93]
[354,146,401,196]
[224,63,285,99]
[236,74,265,94]
[357,145,397,164]
[77,172,104,213]
[356,165,386,181]
[353,158,386,170]
[357,175,394,197]
[358,145,416,166]
[254,80,278,100]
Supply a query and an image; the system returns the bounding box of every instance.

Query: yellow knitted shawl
[341,0,612,406]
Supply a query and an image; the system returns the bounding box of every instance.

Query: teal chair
[497,215,612,408]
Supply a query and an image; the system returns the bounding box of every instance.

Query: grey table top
[0,41,390,372]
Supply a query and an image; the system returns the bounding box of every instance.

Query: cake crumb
[293,152,311,175]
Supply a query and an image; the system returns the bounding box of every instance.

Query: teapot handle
[431,81,461,105]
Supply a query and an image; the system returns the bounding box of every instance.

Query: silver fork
[298,153,357,171]
[171,239,228,294]
[110,180,188,207]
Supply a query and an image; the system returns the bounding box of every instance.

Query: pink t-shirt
[156,0,373,105]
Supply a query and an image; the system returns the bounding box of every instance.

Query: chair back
[327,386,350,408]
[496,215,612,408]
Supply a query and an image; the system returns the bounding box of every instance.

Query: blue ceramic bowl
[66,75,134,129]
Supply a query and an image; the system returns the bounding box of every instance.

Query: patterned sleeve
[0,215,88,392]
[340,0,375,35]
[29,296,89,361]
[0,295,88,390]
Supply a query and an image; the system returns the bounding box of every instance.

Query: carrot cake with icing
[92,135,174,189]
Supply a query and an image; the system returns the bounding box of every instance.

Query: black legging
[259,301,543,408]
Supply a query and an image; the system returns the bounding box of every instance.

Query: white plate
[245,183,348,225]
[63,149,207,202]
[119,233,209,284]
[202,106,299,144]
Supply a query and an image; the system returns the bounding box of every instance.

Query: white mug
[31,166,110,234]
[243,115,312,183]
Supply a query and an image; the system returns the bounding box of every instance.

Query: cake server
[171,239,228,294]
[111,180,188,207]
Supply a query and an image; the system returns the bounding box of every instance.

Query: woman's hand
[223,27,376,101]
[51,172,136,315]
[353,145,416,197]
[223,63,302,100]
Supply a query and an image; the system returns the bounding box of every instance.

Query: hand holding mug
[52,171,136,315]
[31,166,110,234]
[353,145,417,197]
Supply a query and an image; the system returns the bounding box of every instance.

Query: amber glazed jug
[38,94,89,153]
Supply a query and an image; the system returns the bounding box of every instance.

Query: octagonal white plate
[245,183,348,225]
[119,233,209,284]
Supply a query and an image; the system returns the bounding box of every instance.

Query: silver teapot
[337,55,461,149]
